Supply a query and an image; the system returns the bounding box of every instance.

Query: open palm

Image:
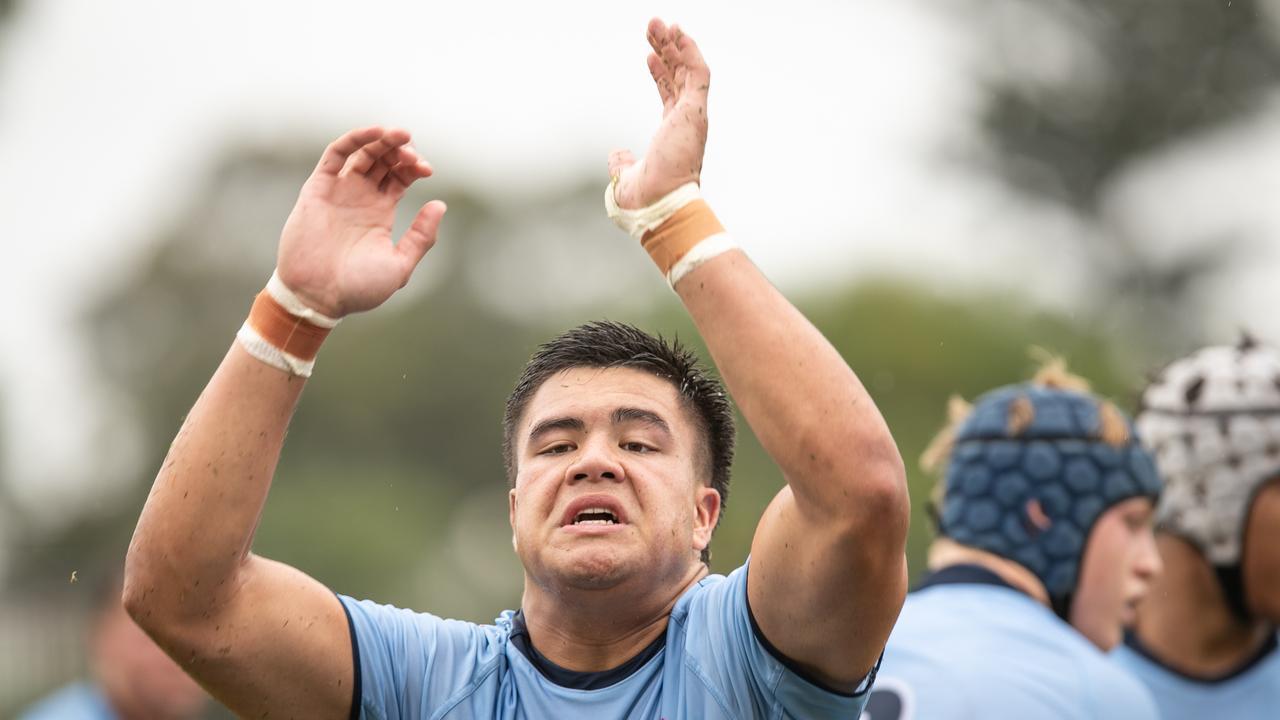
[276,126,446,318]
[610,19,712,210]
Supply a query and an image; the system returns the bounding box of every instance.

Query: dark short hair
[502,321,735,563]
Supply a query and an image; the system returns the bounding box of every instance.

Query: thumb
[608,149,637,181]
[398,199,447,270]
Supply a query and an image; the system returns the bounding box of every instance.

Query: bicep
[158,555,355,720]
[748,485,907,689]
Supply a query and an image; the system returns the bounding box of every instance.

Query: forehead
[522,366,688,429]
[1092,497,1154,535]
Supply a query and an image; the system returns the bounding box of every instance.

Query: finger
[647,53,675,108]
[379,148,433,195]
[658,28,684,78]
[315,126,385,176]
[390,157,434,192]
[380,160,432,196]
[366,153,397,187]
[673,25,710,92]
[607,149,637,181]
[397,200,447,270]
[372,147,424,189]
[341,128,411,177]
[646,17,669,55]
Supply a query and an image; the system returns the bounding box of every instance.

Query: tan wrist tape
[235,276,339,377]
[641,200,738,287]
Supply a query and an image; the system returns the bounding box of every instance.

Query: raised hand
[276,126,446,318]
[609,19,711,210]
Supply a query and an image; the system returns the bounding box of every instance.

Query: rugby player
[866,363,1162,719]
[122,19,909,719]
[1111,336,1280,718]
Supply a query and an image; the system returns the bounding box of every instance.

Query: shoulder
[675,563,875,719]
[340,596,511,717]
[885,585,1156,719]
[1081,659,1158,719]
[1111,631,1280,716]
[341,595,507,649]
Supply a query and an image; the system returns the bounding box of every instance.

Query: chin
[553,548,638,590]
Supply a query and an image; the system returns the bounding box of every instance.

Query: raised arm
[608,20,909,689]
[123,127,445,719]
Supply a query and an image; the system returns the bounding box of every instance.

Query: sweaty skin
[123,18,908,718]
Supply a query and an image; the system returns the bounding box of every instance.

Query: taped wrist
[235,271,340,377]
[605,180,739,288]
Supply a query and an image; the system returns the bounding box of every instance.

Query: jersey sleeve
[680,562,878,719]
[339,595,505,720]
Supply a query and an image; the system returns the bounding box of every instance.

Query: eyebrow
[612,407,672,437]
[525,407,673,447]
[527,416,586,446]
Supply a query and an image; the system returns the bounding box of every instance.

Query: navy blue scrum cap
[936,380,1162,606]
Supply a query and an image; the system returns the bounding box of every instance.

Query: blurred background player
[16,572,208,720]
[1112,335,1280,718]
[866,362,1162,720]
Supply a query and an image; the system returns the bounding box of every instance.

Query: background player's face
[1069,497,1161,650]
[1243,476,1280,621]
[508,367,719,593]
[93,597,208,719]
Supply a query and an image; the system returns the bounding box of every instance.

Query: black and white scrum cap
[1137,335,1280,566]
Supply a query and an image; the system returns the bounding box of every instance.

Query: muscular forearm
[676,250,906,521]
[124,344,304,623]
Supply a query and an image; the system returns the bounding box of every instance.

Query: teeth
[573,507,619,525]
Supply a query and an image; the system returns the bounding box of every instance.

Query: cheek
[1244,493,1280,616]
[1078,527,1127,607]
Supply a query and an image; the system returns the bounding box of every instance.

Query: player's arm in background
[123,127,446,719]
[609,20,909,690]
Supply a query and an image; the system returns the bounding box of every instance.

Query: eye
[540,443,575,455]
[1125,511,1154,532]
[622,441,655,453]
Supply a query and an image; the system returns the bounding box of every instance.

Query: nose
[567,437,624,484]
[1134,528,1163,582]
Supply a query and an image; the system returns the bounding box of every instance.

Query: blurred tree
[953,0,1280,354]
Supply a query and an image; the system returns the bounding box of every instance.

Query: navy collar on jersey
[1123,628,1279,685]
[914,563,1023,594]
[508,610,667,690]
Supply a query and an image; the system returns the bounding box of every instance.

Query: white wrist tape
[667,232,738,287]
[235,271,341,378]
[236,323,318,377]
[265,271,341,328]
[605,179,740,288]
[604,180,703,239]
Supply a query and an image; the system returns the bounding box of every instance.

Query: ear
[691,485,722,552]
[509,488,520,553]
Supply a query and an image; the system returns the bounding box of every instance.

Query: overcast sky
[2,0,1279,534]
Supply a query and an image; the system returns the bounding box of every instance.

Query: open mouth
[562,496,627,528]
[572,508,620,525]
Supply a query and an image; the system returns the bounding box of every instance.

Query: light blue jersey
[1111,631,1280,719]
[340,563,875,719]
[16,682,117,720]
[868,566,1157,720]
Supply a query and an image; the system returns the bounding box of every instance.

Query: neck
[519,562,708,672]
[1134,534,1272,677]
[927,538,1051,606]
